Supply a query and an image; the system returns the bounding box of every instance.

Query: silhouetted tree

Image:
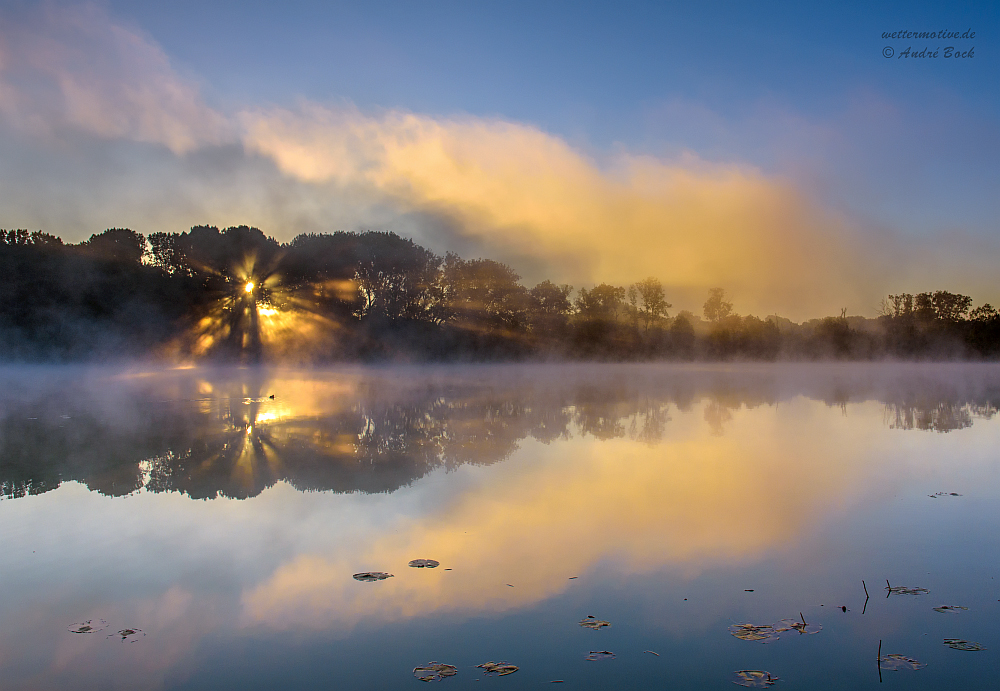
[442,254,530,332]
[931,291,973,322]
[78,228,147,264]
[703,287,733,322]
[528,280,573,327]
[631,277,671,332]
[576,284,626,321]
[7,222,1000,363]
[354,232,442,322]
[669,312,695,358]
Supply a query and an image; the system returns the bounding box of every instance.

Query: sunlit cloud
[241,104,880,317]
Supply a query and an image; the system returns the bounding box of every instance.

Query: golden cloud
[241,104,878,318]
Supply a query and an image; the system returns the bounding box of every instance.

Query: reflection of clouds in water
[3,365,1000,687]
[241,401,889,631]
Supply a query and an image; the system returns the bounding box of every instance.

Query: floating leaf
[110,628,145,642]
[68,619,107,634]
[477,662,518,676]
[933,605,968,613]
[579,616,611,630]
[409,559,440,568]
[730,616,820,643]
[728,624,778,642]
[879,654,926,671]
[732,670,780,687]
[944,638,986,651]
[585,650,615,661]
[413,662,458,681]
[353,572,394,582]
[774,619,822,636]
[886,586,929,596]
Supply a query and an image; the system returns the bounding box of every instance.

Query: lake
[1,363,999,689]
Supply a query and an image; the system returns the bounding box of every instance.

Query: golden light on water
[240,394,900,632]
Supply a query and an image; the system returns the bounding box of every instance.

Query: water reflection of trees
[883,400,996,432]
[2,369,1000,501]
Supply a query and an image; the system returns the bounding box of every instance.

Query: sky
[0,0,997,319]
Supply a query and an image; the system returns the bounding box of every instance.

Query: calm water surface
[2,363,1000,689]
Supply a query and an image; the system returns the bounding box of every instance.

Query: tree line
[2,225,999,361]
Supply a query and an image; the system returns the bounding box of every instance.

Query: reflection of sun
[245,282,255,293]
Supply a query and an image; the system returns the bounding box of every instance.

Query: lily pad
[886,586,929,596]
[933,605,968,613]
[409,559,440,568]
[353,571,394,581]
[730,615,820,643]
[728,623,778,642]
[585,650,615,661]
[477,662,518,676]
[944,638,986,651]
[732,670,780,687]
[68,619,107,634]
[111,628,145,642]
[579,616,611,630]
[879,654,926,671]
[413,662,458,681]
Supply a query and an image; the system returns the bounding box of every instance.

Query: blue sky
[102,0,1000,231]
[0,0,997,317]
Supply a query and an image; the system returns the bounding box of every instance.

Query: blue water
[1,363,999,689]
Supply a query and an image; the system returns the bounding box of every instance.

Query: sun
[245,281,255,293]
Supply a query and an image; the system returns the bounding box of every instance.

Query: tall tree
[631,277,671,332]
[441,254,529,331]
[528,280,573,332]
[78,228,146,264]
[353,232,442,322]
[703,288,733,322]
[930,291,972,322]
[576,284,626,322]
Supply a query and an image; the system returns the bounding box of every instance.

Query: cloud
[1,3,998,319]
[240,103,886,318]
[0,2,231,153]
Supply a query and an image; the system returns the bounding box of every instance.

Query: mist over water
[2,363,1000,689]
